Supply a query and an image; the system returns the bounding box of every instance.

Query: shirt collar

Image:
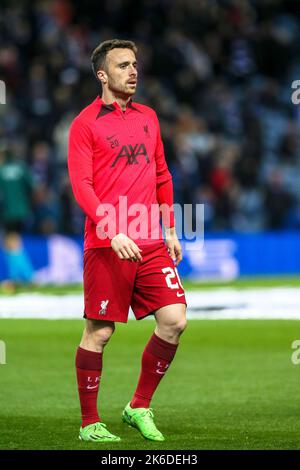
[99,96,133,110]
[96,96,139,119]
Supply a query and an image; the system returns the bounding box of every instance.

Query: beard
[107,76,136,97]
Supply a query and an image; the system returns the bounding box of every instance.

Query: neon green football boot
[122,402,165,441]
[79,422,121,442]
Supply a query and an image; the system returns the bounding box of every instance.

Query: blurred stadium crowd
[1,0,300,236]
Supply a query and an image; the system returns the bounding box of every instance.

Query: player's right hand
[111,233,143,262]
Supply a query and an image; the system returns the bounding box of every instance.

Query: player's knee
[86,321,115,348]
[171,317,187,337]
[94,325,115,347]
[161,316,187,340]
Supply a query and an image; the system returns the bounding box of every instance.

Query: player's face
[105,48,138,97]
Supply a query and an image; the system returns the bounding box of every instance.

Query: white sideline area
[0,287,299,319]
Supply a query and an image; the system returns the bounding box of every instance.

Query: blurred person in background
[1,231,34,293]
[0,141,34,291]
[0,141,34,232]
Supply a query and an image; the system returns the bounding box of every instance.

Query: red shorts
[83,241,186,323]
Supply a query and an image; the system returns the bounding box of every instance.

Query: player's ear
[97,70,108,85]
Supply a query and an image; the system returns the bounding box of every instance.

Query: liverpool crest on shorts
[99,300,109,315]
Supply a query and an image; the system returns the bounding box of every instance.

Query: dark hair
[91,39,137,78]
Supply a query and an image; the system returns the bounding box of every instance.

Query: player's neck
[101,90,131,112]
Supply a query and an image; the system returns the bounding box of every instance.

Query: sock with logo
[75,347,103,428]
[130,333,178,409]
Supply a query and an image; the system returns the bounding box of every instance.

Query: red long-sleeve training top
[68,96,174,250]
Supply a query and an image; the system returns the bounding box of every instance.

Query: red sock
[75,347,102,428]
[131,333,178,409]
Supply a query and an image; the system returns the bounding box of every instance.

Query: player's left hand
[165,227,182,266]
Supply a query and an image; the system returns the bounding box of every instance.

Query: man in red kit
[68,39,187,443]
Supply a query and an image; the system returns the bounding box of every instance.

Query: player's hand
[111,233,143,262]
[165,227,182,266]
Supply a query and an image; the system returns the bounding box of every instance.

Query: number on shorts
[162,267,183,289]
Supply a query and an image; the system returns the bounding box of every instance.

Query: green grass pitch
[0,317,299,450]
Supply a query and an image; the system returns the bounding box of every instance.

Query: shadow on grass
[0,415,202,450]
